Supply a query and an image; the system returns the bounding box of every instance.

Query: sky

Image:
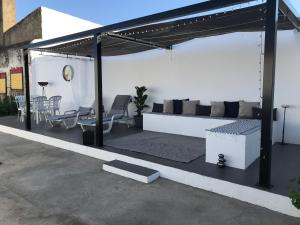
[16,0,300,25]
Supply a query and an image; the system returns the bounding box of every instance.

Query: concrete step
[103,160,160,183]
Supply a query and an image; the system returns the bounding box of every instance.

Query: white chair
[15,95,26,122]
[48,95,62,116]
[32,96,48,124]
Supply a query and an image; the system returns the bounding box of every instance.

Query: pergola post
[259,0,279,188]
[23,49,31,131]
[94,35,104,147]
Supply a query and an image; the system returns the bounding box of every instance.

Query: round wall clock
[62,65,74,82]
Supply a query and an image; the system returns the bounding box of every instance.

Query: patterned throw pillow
[182,100,200,115]
[224,101,240,118]
[173,99,184,114]
[152,103,163,113]
[210,101,225,117]
[196,105,211,116]
[163,100,173,114]
[252,107,277,121]
[239,101,260,118]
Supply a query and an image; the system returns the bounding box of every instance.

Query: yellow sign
[0,79,6,94]
[11,73,23,90]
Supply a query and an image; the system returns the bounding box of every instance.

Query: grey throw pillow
[210,101,225,117]
[239,101,260,118]
[163,100,173,114]
[182,100,200,115]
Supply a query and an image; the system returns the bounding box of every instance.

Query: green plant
[288,177,300,209]
[0,98,8,116]
[0,96,18,116]
[134,86,149,117]
[8,96,17,115]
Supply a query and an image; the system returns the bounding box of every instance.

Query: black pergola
[22,0,300,188]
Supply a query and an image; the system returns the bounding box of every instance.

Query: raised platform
[0,117,299,217]
[103,160,160,183]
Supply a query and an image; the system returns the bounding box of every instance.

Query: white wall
[102,32,263,116]
[30,30,300,144]
[30,53,95,113]
[275,31,300,144]
[101,30,300,145]
[29,7,100,112]
[41,7,100,40]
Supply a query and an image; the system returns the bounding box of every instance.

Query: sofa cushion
[163,100,173,114]
[239,101,260,118]
[152,103,163,113]
[173,100,183,114]
[196,105,211,116]
[224,101,240,118]
[252,107,277,121]
[182,100,200,115]
[211,101,225,117]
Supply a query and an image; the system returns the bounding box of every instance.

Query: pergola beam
[259,0,279,188]
[279,0,300,30]
[23,50,31,131]
[24,0,255,49]
[94,36,104,147]
[104,33,172,50]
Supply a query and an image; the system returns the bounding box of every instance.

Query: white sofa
[143,112,235,138]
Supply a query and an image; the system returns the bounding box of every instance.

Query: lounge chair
[78,95,132,134]
[47,106,93,129]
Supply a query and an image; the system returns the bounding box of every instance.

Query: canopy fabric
[33,4,296,57]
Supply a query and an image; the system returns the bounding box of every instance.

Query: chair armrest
[64,110,77,115]
[103,111,109,117]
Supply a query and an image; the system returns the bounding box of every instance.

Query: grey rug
[105,131,205,163]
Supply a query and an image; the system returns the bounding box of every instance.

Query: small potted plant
[133,86,149,129]
[289,177,300,209]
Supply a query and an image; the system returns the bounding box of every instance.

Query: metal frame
[279,0,300,30]
[23,50,31,131]
[94,36,104,146]
[21,0,300,187]
[24,0,258,143]
[24,0,254,49]
[259,0,279,188]
[104,33,172,50]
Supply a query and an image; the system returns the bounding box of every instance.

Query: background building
[0,0,99,96]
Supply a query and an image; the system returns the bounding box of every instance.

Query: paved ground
[0,132,299,225]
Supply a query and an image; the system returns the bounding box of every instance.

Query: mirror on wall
[62,65,74,82]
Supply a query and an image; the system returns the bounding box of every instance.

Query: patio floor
[0,116,299,197]
[0,131,299,225]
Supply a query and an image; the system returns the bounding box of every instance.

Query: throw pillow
[238,101,260,118]
[252,107,277,121]
[224,101,240,118]
[163,100,173,114]
[152,103,163,113]
[210,101,225,117]
[196,105,211,116]
[173,99,184,114]
[182,100,200,115]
